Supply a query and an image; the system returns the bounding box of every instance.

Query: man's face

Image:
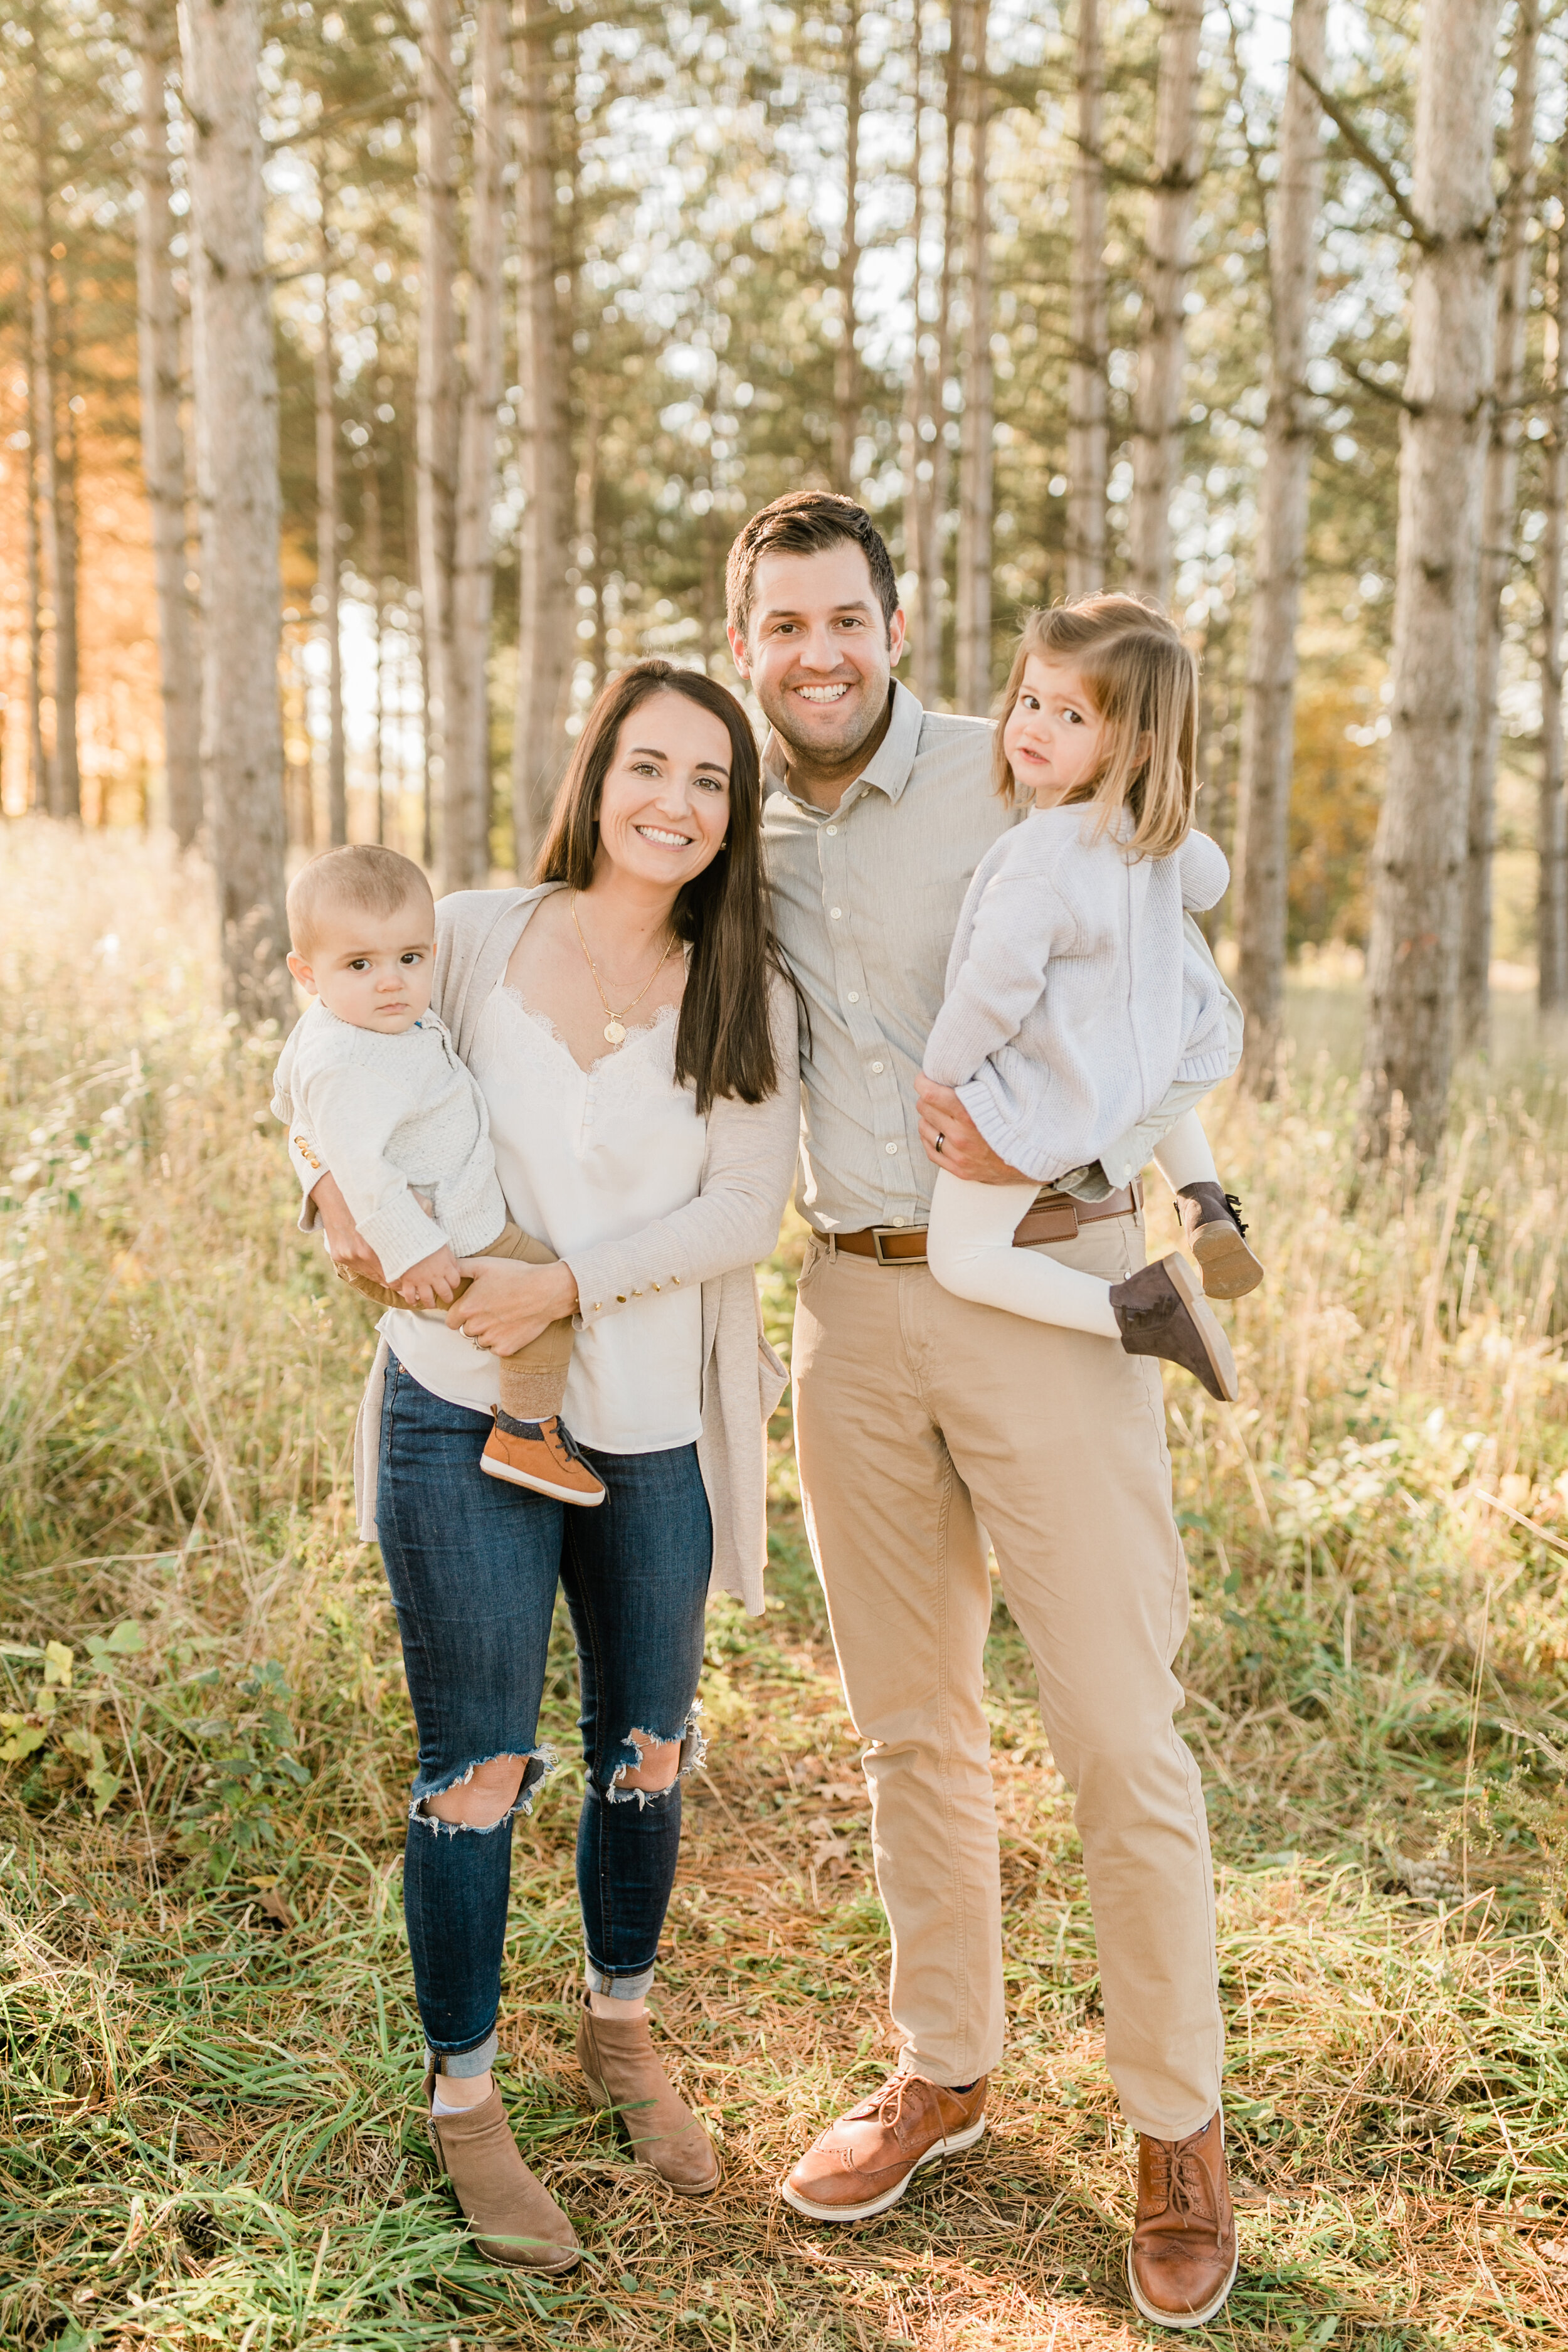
[728,541,906,765]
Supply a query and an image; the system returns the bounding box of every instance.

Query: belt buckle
[870,1226,910,1266]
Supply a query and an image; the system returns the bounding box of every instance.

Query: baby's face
[287,898,437,1034]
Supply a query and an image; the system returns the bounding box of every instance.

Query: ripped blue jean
[376,1352,712,2071]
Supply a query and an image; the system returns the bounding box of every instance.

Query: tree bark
[178,0,290,1028]
[911,9,961,707]
[315,194,347,849]
[24,408,46,812]
[1359,0,1500,1163]
[1066,0,1108,599]
[29,84,82,822]
[1232,0,1327,1096]
[832,0,864,492]
[512,0,575,867]
[953,0,993,716]
[416,0,460,886]
[135,0,201,849]
[445,0,507,890]
[364,456,384,845]
[1459,0,1540,1048]
[1128,0,1204,607]
[1539,211,1568,1015]
[903,56,933,689]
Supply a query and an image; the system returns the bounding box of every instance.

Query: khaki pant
[790,1211,1223,2139]
[340,1221,575,1423]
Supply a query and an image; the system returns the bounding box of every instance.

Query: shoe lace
[1146,2137,1216,2227]
[548,1420,596,1476]
[1222,1192,1248,1236]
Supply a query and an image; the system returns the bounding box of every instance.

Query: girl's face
[592,691,733,895]
[1002,655,1109,808]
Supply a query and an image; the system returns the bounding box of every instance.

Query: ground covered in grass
[4,831,1568,2350]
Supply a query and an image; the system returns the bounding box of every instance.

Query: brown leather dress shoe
[423,2074,580,2272]
[481,1412,607,1505]
[1126,2112,1238,2328]
[780,2073,987,2222]
[1177,1183,1264,1300]
[1111,1254,1239,1402]
[576,1997,719,2193]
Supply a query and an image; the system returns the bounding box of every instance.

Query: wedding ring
[935,1131,945,1154]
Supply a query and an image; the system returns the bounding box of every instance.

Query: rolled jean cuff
[585,1957,655,2003]
[426,2028,499,2079]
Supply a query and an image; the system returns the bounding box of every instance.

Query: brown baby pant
[338,1221,575,1423]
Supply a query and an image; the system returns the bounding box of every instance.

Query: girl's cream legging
[926,1108,1219,1336]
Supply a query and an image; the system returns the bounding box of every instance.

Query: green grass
[3,826,1568,2348]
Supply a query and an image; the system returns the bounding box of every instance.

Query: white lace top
[379,982,707,1453]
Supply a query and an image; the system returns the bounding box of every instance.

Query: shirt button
[847,990,860,1005]
[885,1142,898,1155]
[871,1060,884,1073]
[826,824,838,835]
[892,1217,906,1227]
[830,908,842,919]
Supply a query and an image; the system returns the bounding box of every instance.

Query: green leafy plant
[0,1619,145,1817]
[173,1660,310,1883]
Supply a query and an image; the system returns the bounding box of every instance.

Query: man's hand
[312,1170,389,1285]
[396,1241,464,1309]
[914,1075,1032,1185]
[447,1257,580,1357]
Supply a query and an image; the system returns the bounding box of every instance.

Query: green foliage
[171,1659,312,1882]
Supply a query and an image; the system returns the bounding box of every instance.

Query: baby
[271,845,604,1506]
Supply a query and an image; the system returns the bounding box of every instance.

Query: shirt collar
[763,677,928,815]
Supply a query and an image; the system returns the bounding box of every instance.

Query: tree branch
[1296,61,1427,248]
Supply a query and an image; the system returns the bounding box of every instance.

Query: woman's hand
[914,1076,1032,1184]
[447,1257,580,1356]
[312,1170,390,1285]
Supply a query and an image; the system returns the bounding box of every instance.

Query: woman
[295,662,798,2271]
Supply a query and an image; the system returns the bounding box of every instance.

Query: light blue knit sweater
[921,808,1233,1186]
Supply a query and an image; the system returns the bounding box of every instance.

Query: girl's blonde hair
[993,593,1200,861]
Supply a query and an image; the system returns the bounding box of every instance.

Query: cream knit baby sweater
[271,1002,506,1282]
[922,809,1232,1186]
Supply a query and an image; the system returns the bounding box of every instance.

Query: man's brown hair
[286,845,434,957]
[725,490,899,641]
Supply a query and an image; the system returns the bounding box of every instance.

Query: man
[726,490,1240,2330]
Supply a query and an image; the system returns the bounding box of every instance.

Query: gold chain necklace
[570,892,677,1047]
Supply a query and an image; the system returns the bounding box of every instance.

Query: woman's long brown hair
[534,660,784,1114]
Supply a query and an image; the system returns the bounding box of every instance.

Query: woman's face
[1003,655,1109,808]
[593,691,733,893]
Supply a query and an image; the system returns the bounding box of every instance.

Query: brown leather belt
[830,1180,1142,1265]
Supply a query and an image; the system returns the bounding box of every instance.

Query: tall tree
[1460,0,1540,1048]
[953,0,992,715]
[29,17,81,821]
[1066,0,1108,598]
[832,0,864,491]
[23,408,46,812]
[902,58,934,679]
[1128,0,1204,607]
[911,7,961,708]
[1232,0,1327,1094]
[416,0,460,885]
[135,0,201,849]
[1359,0,1501,1162]
[314,188,347,849]
[445,0,507,889]
[1540,205,1568,1016]
[512,0,574,866]
[178,0,290,1026]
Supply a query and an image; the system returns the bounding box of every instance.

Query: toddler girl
[923,596,1263,1397]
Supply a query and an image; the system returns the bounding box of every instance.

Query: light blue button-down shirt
[762,679,1242,1235]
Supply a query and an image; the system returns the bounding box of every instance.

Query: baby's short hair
[287,845,435,957]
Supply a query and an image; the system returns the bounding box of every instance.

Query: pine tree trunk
[24,414,46,812]
[52,383,82,818]
[1539,215,1568,1016]
[445,0,507,890]
[833,0,864,492]
[1459,0,1540,1049]
[1128,0,1203,607]
[135,0,202,849]
[29,175,81,818]
[953,0,992,716]
[1359,0,1500,1163]
[364,458,384,845]
[903,61,934,690]
[1066,0,1108,599]
[315,200,347,849]
[913,14,960,708]
[178,0,290,1029]
[1232,0,1327,1096]
[512,0,574,867]
[416,0,460,884]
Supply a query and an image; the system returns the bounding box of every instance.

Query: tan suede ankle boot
[575,1996,719,2193]
[423,2070,580,2271]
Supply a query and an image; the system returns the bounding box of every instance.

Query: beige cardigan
[292,883,800,1614]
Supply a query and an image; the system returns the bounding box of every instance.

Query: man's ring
[935,1132,945,1154]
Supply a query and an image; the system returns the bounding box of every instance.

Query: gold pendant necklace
[570,891,677,1047]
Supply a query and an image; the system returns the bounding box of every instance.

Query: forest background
[6,1,1568,2348]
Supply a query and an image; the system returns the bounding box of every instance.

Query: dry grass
[3,824,1567,2350]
